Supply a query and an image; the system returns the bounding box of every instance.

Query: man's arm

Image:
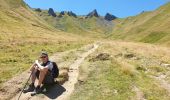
[35,60,45,70]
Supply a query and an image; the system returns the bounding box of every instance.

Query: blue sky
[24,0,169,18]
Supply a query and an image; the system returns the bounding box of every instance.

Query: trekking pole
[18,71,32,100]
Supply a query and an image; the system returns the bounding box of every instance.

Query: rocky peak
[59,11,77,18]
[48,8,56,17]
[86,9,99,18]
[67,11,77,18]
[104,13,117,21]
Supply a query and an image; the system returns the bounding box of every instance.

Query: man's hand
[35,60,39,65]
[35,60,44,69]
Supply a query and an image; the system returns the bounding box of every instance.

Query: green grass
[110,2,170,46]
[34,10,113,38]
[70,42,170,100]
[0,41,88,86]
[70,60,135,100]
[140,32,168,43]
[0,0,95,87]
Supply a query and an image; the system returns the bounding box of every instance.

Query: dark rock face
[58,11,67,17]
[104,13,117,21]
[48,8,56,17]
[67,11,77,18]
[35,8,41,12]
[58,11,77,18]
[86,9,99,18]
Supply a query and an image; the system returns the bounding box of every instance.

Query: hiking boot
[31,86,42,96]
[23,83,35,93]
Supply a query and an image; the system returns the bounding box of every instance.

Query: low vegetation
[70,42,170,100]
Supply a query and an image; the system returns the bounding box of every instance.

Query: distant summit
[34,8,118,21]
[104,13,117,21]
[59,11,77,18]
[67,11,77,18]
[48,8,56,17]
[86,9,99,18]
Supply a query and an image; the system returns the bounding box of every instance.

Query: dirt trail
[152,75,170,95]
[10,43,99,100]
[133,86,146,100]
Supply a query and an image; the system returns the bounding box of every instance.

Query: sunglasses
[40,56,47,58]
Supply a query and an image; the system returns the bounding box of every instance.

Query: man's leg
[31,68,38,84]
[23,67,37,93]
[33,68,48,94]
[38,68,48,86]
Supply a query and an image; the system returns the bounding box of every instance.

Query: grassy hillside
[34,10,114,37]
[111,2,170,46]
[0,0,92,86]
[70,41,170,100]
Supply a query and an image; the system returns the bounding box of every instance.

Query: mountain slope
[111,2,170,46]
[0,0,91,87]
[34,9,115,37]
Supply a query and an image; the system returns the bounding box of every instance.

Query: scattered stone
[78,80,84,84]
[136,65,147,71]
[113,89,118,94]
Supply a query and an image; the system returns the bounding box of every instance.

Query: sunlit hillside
[111,2,170,46]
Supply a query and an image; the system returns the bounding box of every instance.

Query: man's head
[40,51,49,63]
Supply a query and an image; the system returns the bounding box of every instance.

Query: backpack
[51,62,59,78]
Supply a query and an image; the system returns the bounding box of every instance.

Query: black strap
[41,61,50,67]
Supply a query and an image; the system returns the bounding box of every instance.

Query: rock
[35,8,41,12]
[89,53,110,61]
[104,13,117,21]
[161,63,170,67]
[86,9,99,18]
[67,11,77,18]
[58,11,67,17]
[58,11,77,18]
[123,53,136,59]
[48,8,56,17]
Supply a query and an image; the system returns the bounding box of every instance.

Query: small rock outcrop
[58,11,77,18]
[86,9,99,18]
[104,13,117,21]
[89,53,111,62]
[67,11,77,18]
[35,8,41,12]
[48,8,56,17]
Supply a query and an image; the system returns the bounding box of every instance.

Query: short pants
[36,70,54,84]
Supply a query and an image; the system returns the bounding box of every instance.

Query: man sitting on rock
[23,51,54,95]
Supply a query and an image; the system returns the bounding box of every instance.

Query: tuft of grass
[119,61,137,76]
